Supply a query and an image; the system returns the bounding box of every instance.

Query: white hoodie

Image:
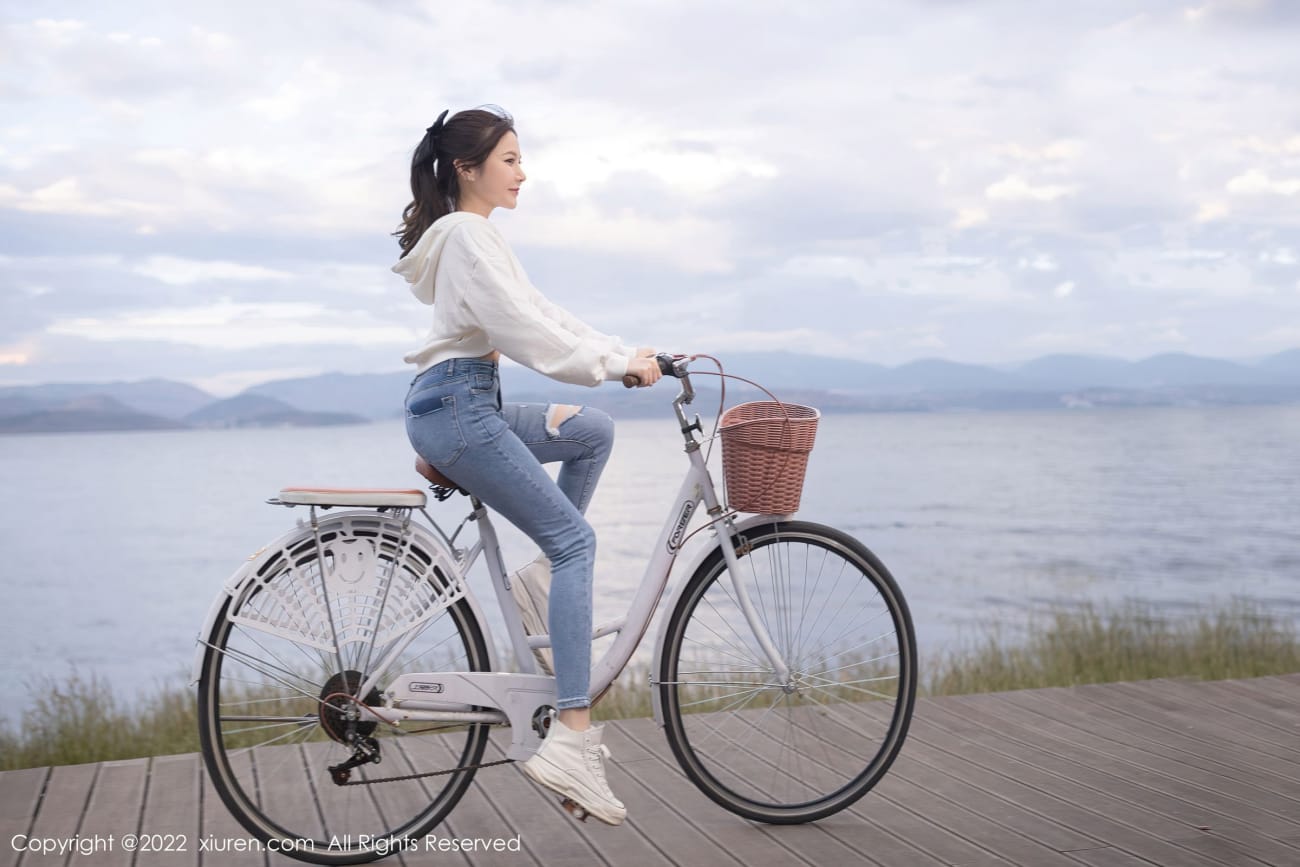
[394,212,634,386]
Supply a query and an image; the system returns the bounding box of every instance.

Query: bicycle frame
[382,364,794,760]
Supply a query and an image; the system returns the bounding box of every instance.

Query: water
[2,405,1298,715]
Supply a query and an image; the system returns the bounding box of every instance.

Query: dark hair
[394,105,516,257]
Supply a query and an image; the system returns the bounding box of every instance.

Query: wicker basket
[719,401,820,514]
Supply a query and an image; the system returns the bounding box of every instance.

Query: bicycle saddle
[415,456,467,495]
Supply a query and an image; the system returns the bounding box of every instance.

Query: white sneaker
[520,717,627,825]
[510,554,554,675]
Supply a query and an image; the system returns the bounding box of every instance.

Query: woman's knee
[548,404,613,449]
[545,516,596,566]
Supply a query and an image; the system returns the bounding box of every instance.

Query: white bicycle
[194,354,917,865]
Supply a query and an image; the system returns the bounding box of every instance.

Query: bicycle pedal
[560,797,589,822]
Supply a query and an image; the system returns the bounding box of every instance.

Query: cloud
[985,175,1079,203]
[131,256,294,285]
[776,253,1026,303]
[1226,170,1300,196]
[46,300,417,350]
[3,0,1300,385]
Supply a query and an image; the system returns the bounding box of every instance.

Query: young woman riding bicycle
[392,105,661,825]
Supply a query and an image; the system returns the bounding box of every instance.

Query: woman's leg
[409,381,597,710]
[498,402,614,721]
[500,402,615,514]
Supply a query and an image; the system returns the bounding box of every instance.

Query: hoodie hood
[391,211,484,305]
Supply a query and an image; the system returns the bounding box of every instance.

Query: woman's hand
[624,356,663,387]
[636,346,657,358]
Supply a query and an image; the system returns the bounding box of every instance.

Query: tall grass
[925,600,1300,696]
[0,671,199,771]
[2,602,1296,771]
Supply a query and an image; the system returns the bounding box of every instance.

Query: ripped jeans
[403,357,615,709]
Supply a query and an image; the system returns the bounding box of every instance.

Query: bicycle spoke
[664,524,915,820]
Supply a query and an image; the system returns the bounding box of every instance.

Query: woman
[393,105,661,825]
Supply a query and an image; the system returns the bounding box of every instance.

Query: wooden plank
[918,699,1231,867]
[370,733,472,867]
[981,690,1300,865]
[980,688,1300,837]
[1094,681,1300,759]
[632,706,991,867]
[1159,678,1300,735]
[1203,676,1300,712]
[137,755,201,867]
[21,763,97,840]
[619,714,944,867]
[897,716,1104,852]
[1066,846,1168,867]
[474,732,648,867]
[1005,686,1300,803]
[752,703,1094,867]
[1167,831,1288,867]
[904,712,1216,867]
[1060,681,1300,785]
[6,678,1299,867]
[200,751,268,867]
[644,708,938,867]
[392,735,533,867]
[614,717,838,867]
[75,757,148,867]
[0,768,48,867]
[949,690,1300,842]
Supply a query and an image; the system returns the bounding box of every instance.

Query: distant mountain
[0,378,214,419]
[230,349,1300,419]
[0,395,44,419]
[0,395,187,434]
[888,358,1021,392]
[1011,354,1136,389]
[1125,353,1260,388]
[184,394,367,429]
[1254,348,1300,381]
[8,348,1300,431]
[246,372,411,420]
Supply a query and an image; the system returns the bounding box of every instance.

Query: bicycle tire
[659,520,916,823]
[197,513,491,865]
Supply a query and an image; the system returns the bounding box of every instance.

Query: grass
[925,600,1300,697]
[2,601,1296,771]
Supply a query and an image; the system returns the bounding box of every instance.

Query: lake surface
[2,404,1298,716]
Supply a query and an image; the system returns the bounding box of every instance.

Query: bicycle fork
[690,448,792,685]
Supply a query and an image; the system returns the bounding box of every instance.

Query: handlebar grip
[622,374,641,389]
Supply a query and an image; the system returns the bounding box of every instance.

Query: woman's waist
[411,353,500,386]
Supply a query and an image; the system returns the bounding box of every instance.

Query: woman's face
[458,130,526,216]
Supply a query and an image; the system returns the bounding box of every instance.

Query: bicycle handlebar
[621,352,683,388]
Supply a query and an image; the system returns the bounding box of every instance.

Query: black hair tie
[426,109,449,146]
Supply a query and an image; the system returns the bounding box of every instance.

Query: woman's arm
[461,254,630,386]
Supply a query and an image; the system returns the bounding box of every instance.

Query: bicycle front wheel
[197,513,491,865]
[659,520,916,824]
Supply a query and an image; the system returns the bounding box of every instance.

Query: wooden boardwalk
[2,675,1297,867]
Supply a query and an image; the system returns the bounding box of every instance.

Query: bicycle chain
[336,756,515,787]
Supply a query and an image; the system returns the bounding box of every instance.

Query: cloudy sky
[2,0,1298,394]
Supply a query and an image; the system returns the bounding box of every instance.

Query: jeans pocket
[407,384,450,418]
[405,393,467,467]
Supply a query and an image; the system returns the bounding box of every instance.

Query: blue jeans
[404,357,615,709]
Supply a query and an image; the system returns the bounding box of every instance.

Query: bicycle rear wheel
[659,520,916,823]
[197,512,491,865]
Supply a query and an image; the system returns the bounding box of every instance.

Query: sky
[2,0,1299,395]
